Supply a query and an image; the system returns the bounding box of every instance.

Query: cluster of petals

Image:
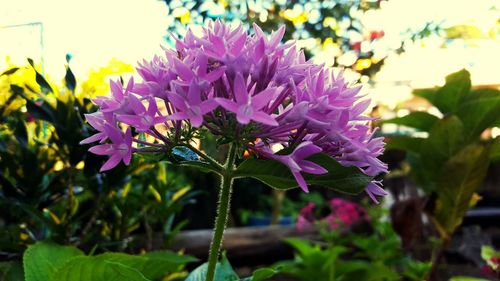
[81,20,387,202]
[297,198,368,230]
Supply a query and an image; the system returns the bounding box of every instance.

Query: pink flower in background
[297,202,316,230]
[297,198,368,230]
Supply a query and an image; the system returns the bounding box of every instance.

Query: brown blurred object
[391,198,425,249]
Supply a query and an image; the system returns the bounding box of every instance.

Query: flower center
[188,106,202,117]
[239,105,253,117]
[142,115,153,126]
[118,143,129,155]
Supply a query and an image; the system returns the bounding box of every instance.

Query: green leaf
[51,253,150,281]
[64,65,76,92]
[434,144,490,235]
[235,153,372,195]
[413,88,437,104]
[481,245,498,262]
[14,121,28,148]
[248,267,280,281]
[383,111,439,131]
[456,88,500,141]
[0,261,24,281]
[425,115,465,159]
[449,277,490,281]
[283,238,318,257]
[28,58,53,94]
[23,241,84,281]
[178,160,218,173]
[141,251,197,280]
[433,69,471,114]
[1,67,20,76]
[384,136,423,154]
[185,254,239,281]
[491,137,500,162]
[171,146,199,161]
[23,98,57,126]
[239,267,281,281]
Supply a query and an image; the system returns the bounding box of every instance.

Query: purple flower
[365,181,387,204]
[167,83,218,127]
[215,73,280,126]
[80,112,114,144]
[172,55,225,90]
[82,20,388,202]
[93,78,135,114]
[116,95,167,132]
[271,141,328,193]
[88,124,133,172]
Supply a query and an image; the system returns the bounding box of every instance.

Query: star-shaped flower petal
[167,84,218,127]
[215,73,280,126]
[271,141,327,193]
[116,95,167,132]
[88,125,133,172]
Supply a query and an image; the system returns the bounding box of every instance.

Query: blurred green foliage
[276,206,431,281]
[383,69,500,278]
[0,60,196,259]
[384,69,500,239]
[162,0,440,79]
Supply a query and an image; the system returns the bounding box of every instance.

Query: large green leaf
[23,241,84,281]
[51,253,150,281]
[235,153,372,194]
[383,111,439,131]
[384,136,423,154]
[433,69,471,114]
[425,115,465,159]
[141,251,198,280]
[434,144,490,235]
[185,255,239,281]
[456,88,500,141]
[415,116,465,190]
[413,88,437,104]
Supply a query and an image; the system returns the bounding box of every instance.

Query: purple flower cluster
[82,20,387,202]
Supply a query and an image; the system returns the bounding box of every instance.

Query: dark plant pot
[247,215,293,227]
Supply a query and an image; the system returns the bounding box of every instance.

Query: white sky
[0,0,498,107]
[0,0,169,78]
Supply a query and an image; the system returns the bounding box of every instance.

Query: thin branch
[186,143,224,171]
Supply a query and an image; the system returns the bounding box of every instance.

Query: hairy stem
[205,144,237,281]
[186,143,224,172]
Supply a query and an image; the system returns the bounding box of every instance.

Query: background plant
[0,60,195,258]
[382,69,500,278]
[277,205,431,281]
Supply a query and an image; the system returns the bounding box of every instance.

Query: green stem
[187,143,224,172]
[205,144,238,281]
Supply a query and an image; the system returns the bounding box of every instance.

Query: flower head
[82,20,387,202]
